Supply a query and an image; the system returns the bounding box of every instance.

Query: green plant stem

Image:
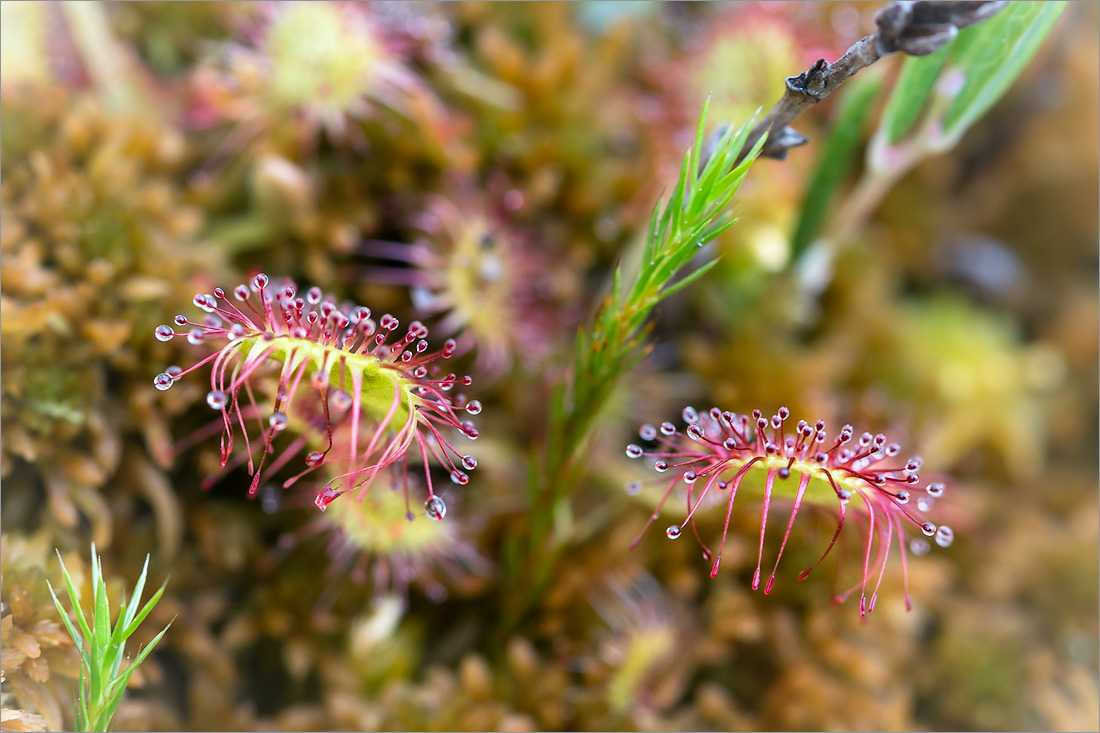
[500,103,763,628]
[61,3,145,112]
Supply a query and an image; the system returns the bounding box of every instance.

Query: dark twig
[739,0,1006,162]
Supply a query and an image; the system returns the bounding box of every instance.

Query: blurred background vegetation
[1,2,1096,731]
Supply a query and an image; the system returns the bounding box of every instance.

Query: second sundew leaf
[792,70,883,259]
[940,1,1066,141]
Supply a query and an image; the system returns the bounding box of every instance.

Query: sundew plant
[2,2,1095,732]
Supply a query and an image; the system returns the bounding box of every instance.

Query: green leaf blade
[50,544,171,733]
[792,70,883,258]
[120,555,151,631]
[55,551,93,642]
[47,581,91,669]
[881,44,951,145]
[120,581,166,640]
[941,1,1066,140]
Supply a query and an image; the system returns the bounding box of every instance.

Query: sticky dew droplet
[934,525,954,548]
[331,390,353,411]
[206,390,228,410]
[425,496,447,520]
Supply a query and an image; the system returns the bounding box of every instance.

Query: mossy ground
[1,3,1096,731]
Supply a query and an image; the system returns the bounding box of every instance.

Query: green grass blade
[55,551,92,642]
[643,198,662,265]
[106,633,126,682]
[47,580,91,669]
[121,555,151,630]
[880,44,950,145]
[516,101,763,621]
[727,109,756,158]
[86,648,103,717]
[792,70,883,258]
[667,152,689,247]
[91,546,110,651]
[688,95,710,192]
[941,1,1065,140]
[77,673,89,732]
[661,257,722,299]
[121,581,166,640]
[738,126,767,170]
[52,543,171,732]
[107,598,130,676]
[89,558,109,703]
[692,127,736,218]
[99,622,170,730]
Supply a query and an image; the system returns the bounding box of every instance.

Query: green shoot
[47,544,172,733]
[505,100,764,622]
[549,99,764,480]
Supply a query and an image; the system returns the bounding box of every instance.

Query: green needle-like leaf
[121,555,151,630]
[121,581,167,640]
[55,550,92,642]
[47,580,91,668]
[91,546,109,655]
[508,101,764,622]
[50,544,171,732]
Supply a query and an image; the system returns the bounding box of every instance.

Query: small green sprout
[47,544,172,733]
